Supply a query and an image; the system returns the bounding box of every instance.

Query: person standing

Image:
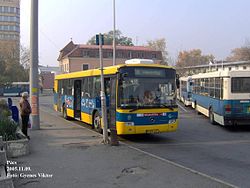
[19,92,32,139]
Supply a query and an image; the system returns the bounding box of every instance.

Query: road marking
[41,107,238,188]
[177,101,188,112]
[125,144,238,188]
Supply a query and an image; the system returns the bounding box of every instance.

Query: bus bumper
[224,116,250,126]
[116,121,178,135]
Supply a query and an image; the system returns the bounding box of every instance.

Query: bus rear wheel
[195,102,201,115]
[93,111,103,134]
[209,109,216,125]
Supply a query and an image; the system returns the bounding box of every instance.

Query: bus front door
[57,80,62,112]
[74,80,82,119]
[108,77,117,130]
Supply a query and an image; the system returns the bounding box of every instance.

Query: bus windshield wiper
[129,106,140,112]
[160,104,176,110]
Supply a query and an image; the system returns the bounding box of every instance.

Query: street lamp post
[98,34,109,144]
[30,0,40,130]
[112,0,116,66]
[110,0,119,146]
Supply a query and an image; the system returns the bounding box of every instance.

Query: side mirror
[121,73,128,78]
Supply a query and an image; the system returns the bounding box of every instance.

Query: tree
[20,45,30,69]
[176,49,214,67]
[87,30,134,46]
[226,41,250,61]
[146,38,168,65]
[0,46,29,86]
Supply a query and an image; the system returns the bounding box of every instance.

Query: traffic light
[96,34,104,45]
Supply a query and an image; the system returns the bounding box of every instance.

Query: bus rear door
[74,80,82,119]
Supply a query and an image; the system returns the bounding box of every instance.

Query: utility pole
[30,0,40,130]
[98,34,109,144]
[110,0,119,146]
[112,0,116,66]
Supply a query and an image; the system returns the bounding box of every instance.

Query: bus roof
[55,63,174,80]
[191,70,250,79]
[179,76,192,81]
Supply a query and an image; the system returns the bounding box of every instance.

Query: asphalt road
[38,96,250,188]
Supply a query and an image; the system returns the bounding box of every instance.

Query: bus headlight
[169,119,176,124]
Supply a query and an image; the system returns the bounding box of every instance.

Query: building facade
[58,41,163,73]
[0,0,20,59]
[38,65,60,90]
[176,61,250,76]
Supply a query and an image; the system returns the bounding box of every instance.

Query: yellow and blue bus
[178,76,192,106]
[54,61,178,135]
[191,70,250,126]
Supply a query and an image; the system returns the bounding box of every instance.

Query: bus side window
[88,77,94,98]
[58,80,62,95]
[93,76,101,97]
[82,77,89,98]
[104,78,111,96]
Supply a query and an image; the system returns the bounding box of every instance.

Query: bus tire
[184,99,187,106]
[63,105,69,120]
[209,109,216,125]
[195,102,201,115]
[93,111,103,134]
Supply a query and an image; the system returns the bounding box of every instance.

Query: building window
[66,64,69,72]
[117,52,123,58]
[0,33,18,40]
[140,53,144,58]
[64,64,66,72]
[243,66,247,70]
[83,51,90,57]
[82,64,89,70]
[9,7,15,13]
[0,6,19,14]
[152,53,156,59]
[4,7,8,12]
[96,51,99,58]
[128,51,132,58]
[108,52,113,58]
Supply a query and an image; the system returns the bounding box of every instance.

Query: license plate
[146,129,159,134]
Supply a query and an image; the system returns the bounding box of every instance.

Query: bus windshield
[118,77,176,108]
[231,77,250,93]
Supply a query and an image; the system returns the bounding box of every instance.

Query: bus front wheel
[195,102,201,115]
[209,109,216,125]
[93,112,103,134]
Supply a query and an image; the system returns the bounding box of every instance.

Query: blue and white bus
[2,82,29,97]
[191,70,250,126]
[179,76,192,106]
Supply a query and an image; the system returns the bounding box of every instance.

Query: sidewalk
[12,108,234,188]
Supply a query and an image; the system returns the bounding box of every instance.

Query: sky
[20,0,250,66]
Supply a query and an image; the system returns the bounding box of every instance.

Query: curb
[0,136,14,188]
